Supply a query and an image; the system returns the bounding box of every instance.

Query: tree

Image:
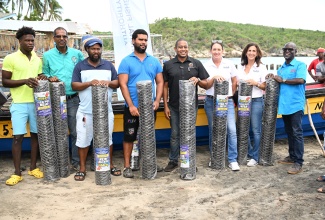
[47,0,61,21]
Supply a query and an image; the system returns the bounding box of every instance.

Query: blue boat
[1,82,325,152]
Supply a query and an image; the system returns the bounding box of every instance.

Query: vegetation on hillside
[149,18,325,56]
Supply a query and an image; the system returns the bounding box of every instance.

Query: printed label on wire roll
[34,91,52,116]
[60,96,67,119]
[95,148,110,172]
[180,145,190,168]
[215,95,228,117]
[238,95,252,117]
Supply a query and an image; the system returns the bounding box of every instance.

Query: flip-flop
[316,175,325,182]
[317,187,325,193]
[110,167,121,176]
[74,171,86,181]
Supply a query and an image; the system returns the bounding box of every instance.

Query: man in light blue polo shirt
[267,42,306,175]
[42,27,84,171]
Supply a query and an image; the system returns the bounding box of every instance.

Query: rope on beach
[179,80,196,180]
[211,80,229,169]
[50,82,70,178]
[259,78,279,165]
[34,80,60,181]
[237,81,253,165]
[137,80,157,179]
[92,86,111,185]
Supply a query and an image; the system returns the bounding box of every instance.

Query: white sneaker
[208,160,211,167]
[247,159,258,167]
[228,162,240,171]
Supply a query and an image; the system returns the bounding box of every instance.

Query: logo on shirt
[128,128,135,135]
[71,56,77,65]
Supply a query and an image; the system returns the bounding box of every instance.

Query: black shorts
[123,106,157,142]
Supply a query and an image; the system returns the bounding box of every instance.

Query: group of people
[1,26,311,188]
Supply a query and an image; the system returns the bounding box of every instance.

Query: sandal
[110,167,121,176]
[6,175,23,186]
[317,187,325,193]
[28,168,44,179]
[74,171,86,181]
[316,175,325,182]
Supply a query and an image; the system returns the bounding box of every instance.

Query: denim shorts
[10,103,37,135]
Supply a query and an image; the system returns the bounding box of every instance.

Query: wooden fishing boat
[1,82,325,152]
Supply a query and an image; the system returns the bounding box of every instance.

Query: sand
[1,137,325,220]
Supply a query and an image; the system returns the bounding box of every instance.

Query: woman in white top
[238,42,267,167]
[204,40,240,171]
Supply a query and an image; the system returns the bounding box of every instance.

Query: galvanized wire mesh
[50,82,70,178]
[136,80,157,179]
[211,80,229,169]
[130,132,140,171]
[92,86,111,185]
[259,78,279,166]
[237,81,253,165]
[34,80,60,181]
[179,80,196,180]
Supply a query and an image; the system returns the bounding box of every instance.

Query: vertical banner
[109,0,153,100]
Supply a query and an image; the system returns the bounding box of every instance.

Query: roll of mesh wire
[49,82,70,178]
[259,78,279,166]
[34,80,60,181]
[211,80,229,169]
[136,80,157,179]
[92,85,111,185]
[237,81,253,165]
[179,80,196,180]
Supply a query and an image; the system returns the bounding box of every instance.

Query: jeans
[168,104,197,163]
[282,110,304,165]
[67,95,79,166]
[248,97,264,161]
[204,97,238,163]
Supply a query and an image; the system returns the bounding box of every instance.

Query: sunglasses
[212,40,223,44]
[54,35,68,39]
[282,48,294,52]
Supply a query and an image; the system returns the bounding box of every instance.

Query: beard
[89,53,101,62]
[134,44,147,53]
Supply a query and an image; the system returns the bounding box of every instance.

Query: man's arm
[2,70,38,88]
[163,81,170,120]
[153,73,164,111]
[118,74,139,116]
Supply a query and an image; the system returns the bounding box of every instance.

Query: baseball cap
[82,35,103,49]
[317,47,325,53]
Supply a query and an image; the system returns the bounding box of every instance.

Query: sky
[57,0,325,32]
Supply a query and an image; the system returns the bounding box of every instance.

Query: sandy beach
[1,136,325,220]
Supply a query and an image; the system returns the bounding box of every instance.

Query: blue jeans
[282,110,304,165]
[248,97,264,161]
[168,105,197,163]
[67,95,79,166]
[204,97,238,163]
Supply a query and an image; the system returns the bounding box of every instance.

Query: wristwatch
[256,83,261,88]
[283,79,287,83]
[197,78,201,82]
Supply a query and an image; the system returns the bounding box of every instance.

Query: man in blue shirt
[267,42,306,174]
[118,29,164,178]
[42,27,84,171]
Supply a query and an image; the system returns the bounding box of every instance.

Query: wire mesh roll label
[215,95,228,116]
[95,148,110,172]
[238,95,252,117]
[132,140,139,156]
[180,145,190,168]
[60,96,67,119]
[34,91,52,116]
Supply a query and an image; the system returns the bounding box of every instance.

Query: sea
[198,56,317,83]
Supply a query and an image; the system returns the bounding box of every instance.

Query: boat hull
[1,96,325,152]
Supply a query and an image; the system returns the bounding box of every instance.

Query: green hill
[148,18,325,57]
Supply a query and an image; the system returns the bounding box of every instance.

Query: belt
[66,93,78,100]
[206,95,232,99]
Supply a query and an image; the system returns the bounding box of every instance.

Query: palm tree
[47,0,61,21]
[25,0,43,19]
